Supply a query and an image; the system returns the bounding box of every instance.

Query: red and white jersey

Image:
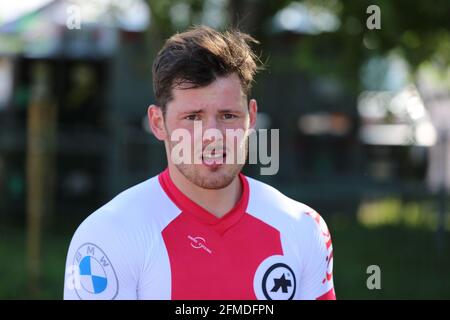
[63,169,335,300]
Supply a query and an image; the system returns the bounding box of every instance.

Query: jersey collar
[158,168,249,234]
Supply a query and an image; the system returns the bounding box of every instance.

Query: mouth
[202,150,227,166]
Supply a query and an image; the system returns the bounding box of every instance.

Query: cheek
[225,116,249,131]
[224,127,250,152]
[166,119,191,137]
[169,122,200,153]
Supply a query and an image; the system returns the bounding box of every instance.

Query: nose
[201,117,225,147]
[203,116,218,131]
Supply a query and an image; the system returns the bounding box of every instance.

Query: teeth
[203,153,223,159]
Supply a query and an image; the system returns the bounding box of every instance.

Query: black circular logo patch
[261,263,296,300]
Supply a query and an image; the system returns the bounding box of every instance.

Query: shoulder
[64,175,181,298]
[74,175,179,238]
[67,175,181,269]
[245,176,330,237]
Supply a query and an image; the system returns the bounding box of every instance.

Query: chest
[144,212,303,300]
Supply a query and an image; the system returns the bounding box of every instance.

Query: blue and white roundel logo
[79,256,108,293]
[72,243,118,299]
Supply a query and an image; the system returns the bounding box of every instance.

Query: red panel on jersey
[159,169,283,299]
[317,288,336,300]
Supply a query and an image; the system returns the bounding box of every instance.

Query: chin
[177,164,242,190]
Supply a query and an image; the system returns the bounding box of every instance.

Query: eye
[185,114,200,121]
[222,113,237,120]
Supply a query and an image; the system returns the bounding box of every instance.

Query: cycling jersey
[63,168,335,300]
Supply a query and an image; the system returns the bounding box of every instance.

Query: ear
[248,99,258,130]
[147,104,167,141]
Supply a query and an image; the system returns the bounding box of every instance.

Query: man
[63,26,335,300]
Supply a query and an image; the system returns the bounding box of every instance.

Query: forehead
[167,73,246,113]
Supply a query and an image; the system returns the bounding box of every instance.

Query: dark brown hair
[152,25,260,113]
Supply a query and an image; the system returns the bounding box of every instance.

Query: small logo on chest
[188,235,212,254]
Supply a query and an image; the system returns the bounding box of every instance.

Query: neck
[167,165,242,218]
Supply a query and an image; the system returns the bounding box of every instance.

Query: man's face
[161,73,257,189]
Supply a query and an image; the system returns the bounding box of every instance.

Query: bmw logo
[71,243,118,300]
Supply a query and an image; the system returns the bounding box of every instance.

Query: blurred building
[0,0,163,220]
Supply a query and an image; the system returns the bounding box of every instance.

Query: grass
[330,215,450,299]
[0,226,72,299]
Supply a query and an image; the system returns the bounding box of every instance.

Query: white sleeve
[298,211,336,300]
[63,210,139,300]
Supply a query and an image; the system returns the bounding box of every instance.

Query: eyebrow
[180,109,203,115]
[180,108,241,114]
[218,109,241,113]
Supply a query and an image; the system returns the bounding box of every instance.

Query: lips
[202,150,226,165]
[201,145,227,167]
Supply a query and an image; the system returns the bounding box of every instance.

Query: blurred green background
[0,0,449,299]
